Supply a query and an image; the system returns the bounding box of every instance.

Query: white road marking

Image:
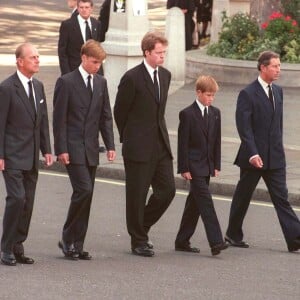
[39,171,300,211]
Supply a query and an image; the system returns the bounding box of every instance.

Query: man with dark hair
[114,31,176,257]
[58,0,103,75]
[53,39,115,260]
[0,43,53,266]
[225,50,300,252]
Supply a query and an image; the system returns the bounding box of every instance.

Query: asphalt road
[0,170,299,300]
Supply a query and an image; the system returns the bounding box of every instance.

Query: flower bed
[207,11,300,63]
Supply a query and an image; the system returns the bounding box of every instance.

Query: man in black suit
[98,0,111,42]
[114,31,176,257]
[167,0,196,50]
[175,75,228,256]
[53,40,116,260]
[0,43,53,266]
[225,51,300,252]
[58,0,102,75]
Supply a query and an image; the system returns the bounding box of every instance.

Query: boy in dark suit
[175,75,228,256]
[53,40,115,260]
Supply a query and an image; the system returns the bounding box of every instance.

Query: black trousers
[1,168,38,254]
[175,176,223,247]
[124,141,175,248]
[63,164,96,251]
[226,167,300,247]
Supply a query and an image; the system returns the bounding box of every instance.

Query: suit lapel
[142,63,157,104]
[13,73,36,123]
[91,18,98,40]
[192,102,207,136]
[73,17,84,44]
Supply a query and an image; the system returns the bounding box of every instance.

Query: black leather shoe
[132,246,155,257]
[77,251,92,260]
[1,252,17,266]
[14,253,34,264]
[58,240,79,260]
[175,244,200,253]
[225,236,249,248]
[147,240,154,249]
[288,237,300,252]
[211,242,229,256]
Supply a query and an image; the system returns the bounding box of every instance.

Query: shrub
[207,11,300,63]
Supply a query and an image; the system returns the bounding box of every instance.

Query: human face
[145,43,167,68]
[81,54,102,74]
[17,44,40,78]
[196,90,216,106]
[260,58,281,83]
[78,1,93,19]
[67,0,77,9]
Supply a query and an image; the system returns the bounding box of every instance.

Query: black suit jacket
[53,69,115,166]
[0,72,51,170]
[177,101,221,176]
[114,62,173,162]
[58,16,102,75]
[234,79,285,170]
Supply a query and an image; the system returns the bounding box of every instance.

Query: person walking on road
[114,31,176,257]
[225,50,300,252]
[53,40,115,260]
[0,43,53,266]
[175,75,228,256]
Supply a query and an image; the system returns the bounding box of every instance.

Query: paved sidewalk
[1,59,299,206]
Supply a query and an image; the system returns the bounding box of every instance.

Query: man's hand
[107,150,116,162]
[250,155,263,169]
[0,159,5,171]
[44,153,53,167]
[181,172,192,180]
[58,153,70,165]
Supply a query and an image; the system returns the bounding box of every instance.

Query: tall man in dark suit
[58,0,102,75]
[53,40,115,260]
[114,31,176,257]
[175,75,228,256]
[225,51,300,252]
[0,43,53,266]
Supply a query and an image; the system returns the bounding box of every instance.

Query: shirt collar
[79,65,92,81]
[195,99,207,113]
[77,14,90,25]
[143,59,158,79]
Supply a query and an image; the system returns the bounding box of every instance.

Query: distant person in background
[195,0,212,41]
[67,0,79,17]
[58,0,103,75]
[167,0,196,51]
[98,0,111,42]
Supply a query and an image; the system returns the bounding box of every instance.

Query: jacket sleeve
[58,21,71,75]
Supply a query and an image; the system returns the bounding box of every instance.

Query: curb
[39,161,300,207]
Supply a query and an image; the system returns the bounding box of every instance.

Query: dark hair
[141,31,168,57]
[77,0,93,6]
[257,51,280,71]
[81,39,106,61]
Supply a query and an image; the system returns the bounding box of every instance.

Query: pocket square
[40,99,44,103]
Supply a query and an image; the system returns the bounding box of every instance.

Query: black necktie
[268,85,274,110]
[153,70,160,103]
[87,75,93,98]
[85,20,92,41]
[203,106,208,129]
[28,80,36,114]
